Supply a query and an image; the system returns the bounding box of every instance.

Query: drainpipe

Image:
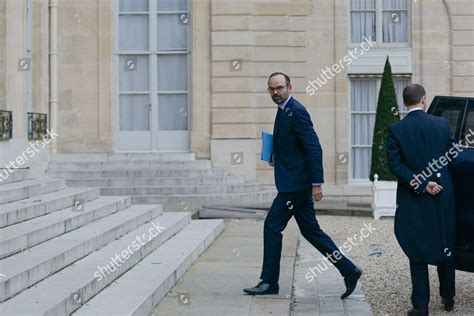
[49,0,58,154]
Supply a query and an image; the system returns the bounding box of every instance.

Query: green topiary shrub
[369,56,400,181]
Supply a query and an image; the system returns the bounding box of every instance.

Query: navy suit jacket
[387,110,457,263]
[272,96,324,192]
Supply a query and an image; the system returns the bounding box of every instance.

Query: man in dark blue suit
[244,72,362,299]
[387,84,457,315]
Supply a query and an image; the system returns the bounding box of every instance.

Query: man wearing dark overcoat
[387,84,458,315]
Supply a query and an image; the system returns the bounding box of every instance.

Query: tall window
[350,77,410,180]
[350,0,409,45]
[117,0,189,132]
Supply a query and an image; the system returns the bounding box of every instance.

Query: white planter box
[372,175,398,219]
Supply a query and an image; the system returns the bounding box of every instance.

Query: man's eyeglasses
[267,85,287,93]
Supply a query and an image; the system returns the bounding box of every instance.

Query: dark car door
[428,96,474,272]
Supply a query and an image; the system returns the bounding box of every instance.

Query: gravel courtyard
[316,214,474,315]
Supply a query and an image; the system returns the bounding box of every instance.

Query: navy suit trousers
[409,258,455,309]
[260,186,356,283]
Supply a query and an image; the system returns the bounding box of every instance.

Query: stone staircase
[45,153,276,207]
[0,168,224,315]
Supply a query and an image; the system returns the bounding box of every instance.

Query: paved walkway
[292,237,372,315]
[152,218,372,315]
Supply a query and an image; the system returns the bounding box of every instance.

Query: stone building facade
[0,0,473,192]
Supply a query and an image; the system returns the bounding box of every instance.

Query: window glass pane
[351,79,377,112]
[382,11,408,43]
[382,0,407,10]
[352,147,372,179]
[351,12,376,43]
[119,55,149,91]
[394,78,410,118]
[158,94,188,130]
[119,15,148,50]
[351,79,377,179]
[119,0,148,12]
[351,79,377,145]
[351,0,375,10]
[442,110,463,135]
[432,98,466,138]
[157,0,187,11]
[157,55,187,91]
[460,101,474,146]
[350,0,375,43]
[157,14,188,50]
[120,94,150,131]
[352,114,376,146]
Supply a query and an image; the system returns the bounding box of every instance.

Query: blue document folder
[261,131,273,162]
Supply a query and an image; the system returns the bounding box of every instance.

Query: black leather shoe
[442,298,454,311]
[243,281,279,295]
[407,308,428,316]
[341,267,363,299]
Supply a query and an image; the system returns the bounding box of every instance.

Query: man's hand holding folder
[268,153,274,167]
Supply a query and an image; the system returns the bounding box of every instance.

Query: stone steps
[49,152,196,162]
[47,168,229,178]
[0,195,131,259]
[98,183,262,196]
[0,170,225,315]
[0,178,65,205]
[63,175,246,187]
[48,160,212,171]
[72,220,225,316]
[0,204,165,301]
[0,187,99,228]
[0,168,31,185]
[131,190,277,205]
[0,212,198,315]
[198,205,267,219]
[46,153,276,207]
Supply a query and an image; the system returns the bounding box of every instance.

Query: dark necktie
[273,107,283,137]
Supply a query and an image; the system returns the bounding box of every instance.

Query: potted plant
[370,56,400,219]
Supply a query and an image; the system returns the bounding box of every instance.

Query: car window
[431,98,467,140]
[440,111,460,136]
[460,100,474,148]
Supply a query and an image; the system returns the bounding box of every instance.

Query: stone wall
[210,0,313,182]
[0,0,472,186]
[56,0,114,152]
[208,0,472,187]
[445,0,474,97]
[0,0,5,110]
